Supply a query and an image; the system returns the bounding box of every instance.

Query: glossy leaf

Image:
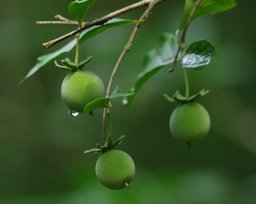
[181,40,216,69]
[20,18,136,84]
[180,0,237,30]
[68,0,97,25]
[125,33,179,105]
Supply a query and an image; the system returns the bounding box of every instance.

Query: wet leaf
[182,40,216,69]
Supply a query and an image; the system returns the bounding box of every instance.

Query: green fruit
[95,150,135,190]
[169,102,210,143]
[61,70,104,112]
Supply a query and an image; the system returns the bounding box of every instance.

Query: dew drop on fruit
[69,110,79,117]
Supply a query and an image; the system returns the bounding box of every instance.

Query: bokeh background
[0,0,255,203]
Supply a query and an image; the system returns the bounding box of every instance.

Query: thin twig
[36,21,79,25]
[37,14,79,25]
[102,0,160,140]
[54,14,72,22]
[42,0,164,48]
[169,0,202,72]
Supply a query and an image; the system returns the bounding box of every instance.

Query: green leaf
[181,40,216,69]
[125,33,179,105]
[78,19,136,43]
[83,88,135,112]
[83,97,111,112]
[20,40,76,84]
[20,18,136,84]
[110,87,135,99]
[180,0,237,30]
[68,0,97,25]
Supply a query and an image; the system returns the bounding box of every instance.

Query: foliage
[180,0,237,29]
[68,0,97,25]
[20,19,136,84]
[19,0,237,192]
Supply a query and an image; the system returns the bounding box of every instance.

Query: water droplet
[182,54,211,68]
[124,182,130,189]
[122,98,128,105]
[69,110,79,117]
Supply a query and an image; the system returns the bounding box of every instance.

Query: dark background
[0,0,255,203]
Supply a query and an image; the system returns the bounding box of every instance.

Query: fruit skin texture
[169,102,210,143]
[61,70,104,112]
[95,150,135,190]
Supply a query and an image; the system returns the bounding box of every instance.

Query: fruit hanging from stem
[95,150,135,190]
[61,70,104,112]
[169,102,210,144]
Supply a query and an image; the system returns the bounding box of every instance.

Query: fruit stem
[75,33,80,66]
[102,109,113,142]
[183,69,190,97]
[107,112,113,140]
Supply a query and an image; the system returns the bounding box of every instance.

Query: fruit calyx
[163,89,209,104]
[84,135,126,154]
[55,56,93,72]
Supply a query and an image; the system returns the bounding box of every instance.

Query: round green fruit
[61,70,104,112]
[95,150,135,190]
[169,102,210,143]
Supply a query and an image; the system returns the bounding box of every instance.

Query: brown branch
[36,21,79,25]
[102,0,160,139]
[181,0,202,43]
[105,1,160,97]
[36,14,79,25]
[42,0,165,48]
[169,0,202,72]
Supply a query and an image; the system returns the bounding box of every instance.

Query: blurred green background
[0,0,256,203]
